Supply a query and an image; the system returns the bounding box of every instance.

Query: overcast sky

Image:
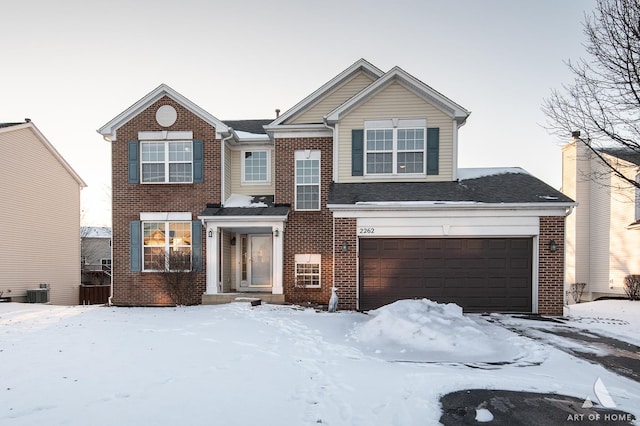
[2,0,596,226]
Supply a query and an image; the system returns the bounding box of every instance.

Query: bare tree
[152,251,199,306]
[543,0,640,189]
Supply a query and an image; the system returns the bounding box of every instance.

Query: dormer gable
[267,59,384,128]
[97,84,228,141]
[324,66,470,126]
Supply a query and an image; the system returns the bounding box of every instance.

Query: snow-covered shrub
[568,282,587,303]
[624,275,640,301]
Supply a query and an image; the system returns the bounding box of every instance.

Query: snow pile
[350,299,498,361]
[223,194,267,208]
[475,408,494,422]
[564,300,640,345]
[457,167,527,181]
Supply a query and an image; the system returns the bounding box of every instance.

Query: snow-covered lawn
[1,299,639,425]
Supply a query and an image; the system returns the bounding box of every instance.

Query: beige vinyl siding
[601,155,640,294]
[221,230,232,292]
[224,145,232,201]
[562,142,590,288]
[289,72,376,125]
[229,148,275,196]
[0,127,82,305]
[337,81,455,183]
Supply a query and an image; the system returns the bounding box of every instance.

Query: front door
[241,235,272,289]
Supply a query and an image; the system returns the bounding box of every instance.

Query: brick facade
[538,216,566,315]
[111,96,216,306]
[274,137,334,306]
[333,218,358,309]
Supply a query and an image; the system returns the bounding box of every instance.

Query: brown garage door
[359,238,533,313]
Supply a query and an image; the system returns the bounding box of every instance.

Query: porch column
[206,225,219,294]
[272,226,284,295]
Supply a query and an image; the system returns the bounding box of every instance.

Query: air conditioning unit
[26,288,49,303]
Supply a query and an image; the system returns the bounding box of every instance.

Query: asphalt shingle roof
[599,148,640,166]
[0,122,23,129]
[222,120,272,134]
[328,172,574,205]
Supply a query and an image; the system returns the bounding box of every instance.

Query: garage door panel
[359,238,533,312]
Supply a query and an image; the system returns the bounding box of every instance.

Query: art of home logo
[582,377,616,409]
[567,378,634,423]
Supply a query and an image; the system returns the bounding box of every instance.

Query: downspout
[220,128,235,204]
[218,128,235,293]
[322,116,338,300]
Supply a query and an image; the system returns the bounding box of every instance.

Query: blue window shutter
[128,141,139,183]
[352,129,364,176]
[192,221,203,272]
[427,128,439,175]
[130,221,141,272]
[193,140,204,183]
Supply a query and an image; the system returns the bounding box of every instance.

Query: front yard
[1,300,638,425]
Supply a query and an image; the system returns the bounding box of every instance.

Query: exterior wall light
[208,229,213,238]
[273,229,279,238]
[341,241,349,253]
[548,240,558,253]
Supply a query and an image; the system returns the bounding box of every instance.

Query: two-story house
[1,120,86,305]
[562,132,640,301]
[99,59,573,315]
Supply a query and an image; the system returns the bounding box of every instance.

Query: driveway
[488,314,640,383]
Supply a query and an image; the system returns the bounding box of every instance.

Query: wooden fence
[79,285,110,305]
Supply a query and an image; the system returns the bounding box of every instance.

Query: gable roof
[0,122,23,129]
[328,169,573,207]
[324,66,470,125]
[0,121,86,187]
[599,147,640,166]
[97,84,229,141]
[267,58,384,127]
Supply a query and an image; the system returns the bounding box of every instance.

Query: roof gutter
[327,202,576,213]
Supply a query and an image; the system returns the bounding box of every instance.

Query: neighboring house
[562,133,640,302]
[81,226,112,285]
[98,59,573,315]
[0,120,86,304]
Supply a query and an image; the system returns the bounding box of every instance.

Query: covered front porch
[199,204,288,305]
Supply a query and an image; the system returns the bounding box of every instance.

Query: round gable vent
[156,105,177,127]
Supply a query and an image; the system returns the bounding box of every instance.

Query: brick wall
[111,96,217,306]
[538,216,566,315]
[275,137,334,306]
[334,218,357,309]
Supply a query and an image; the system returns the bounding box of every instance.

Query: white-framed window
[141,140,193,183]
[242,150,270,184]
[142,221,192,271]
[295,150,321,210]
[295,254,321,288]
[365,119,426,175]
[635,173,640,221]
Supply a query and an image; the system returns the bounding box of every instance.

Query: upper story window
[365,119,426,176]
[141,140,193,183]
[635,173,640,222]
[242,150,269,184]
[295,150,320,211]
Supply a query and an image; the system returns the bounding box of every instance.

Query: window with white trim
[142,221,192,271]
[635,173,640,221]
[242,150,269,184]
[141,140,193,183]
[365,119,426,175]
[295,150,320,210]
[295,254,321,288]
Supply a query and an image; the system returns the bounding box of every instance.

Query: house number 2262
[358,227,375,234]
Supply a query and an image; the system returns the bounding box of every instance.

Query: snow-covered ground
[1,299,639,425]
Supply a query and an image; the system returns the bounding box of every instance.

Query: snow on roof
[81,226,112,238]
[457,167,528,181]
[223,194,268,208]
[234,130,270,141]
